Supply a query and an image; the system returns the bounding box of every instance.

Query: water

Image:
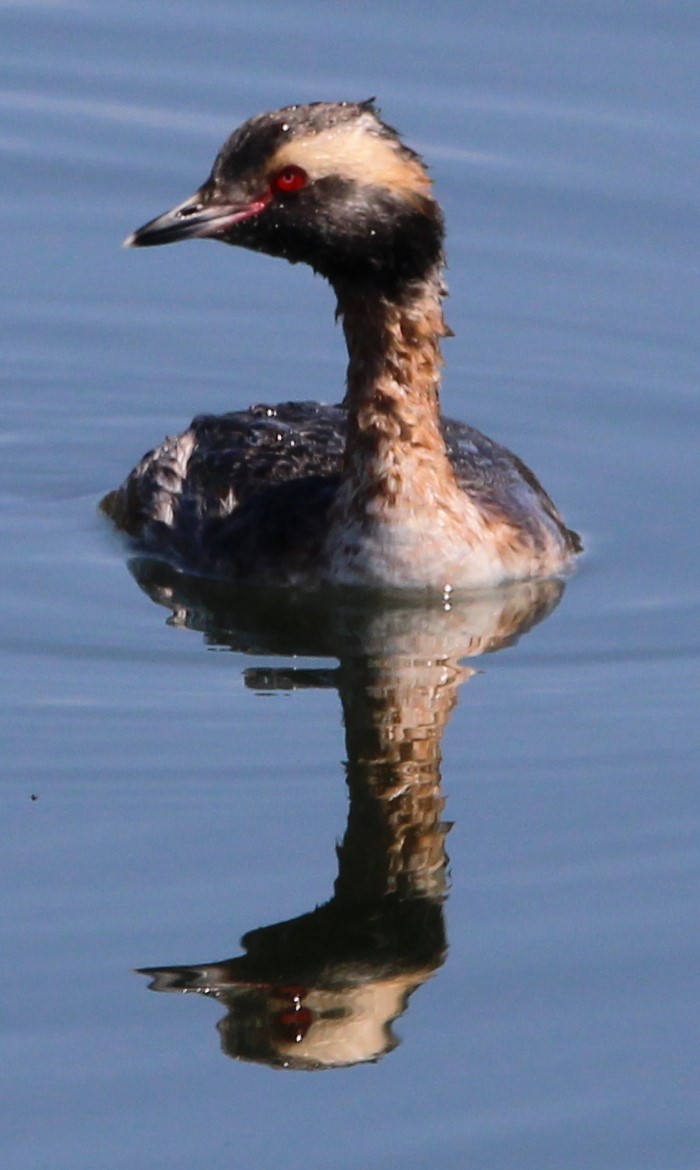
[2,2,699,1167]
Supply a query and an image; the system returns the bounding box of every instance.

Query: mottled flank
[102,400,580,587]
[105,100,581,590]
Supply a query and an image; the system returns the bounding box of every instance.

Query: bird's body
[103,100,581,590]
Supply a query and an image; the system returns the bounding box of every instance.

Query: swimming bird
[103,100,581,590]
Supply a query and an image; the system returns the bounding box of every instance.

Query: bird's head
[126,101,444,297]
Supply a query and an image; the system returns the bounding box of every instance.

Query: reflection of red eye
[274,1007,313,1044]
[272,165,308,194]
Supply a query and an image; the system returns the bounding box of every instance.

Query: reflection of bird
[137,644,457,1073]
[134,572,564,1070]
[103,100,581,590]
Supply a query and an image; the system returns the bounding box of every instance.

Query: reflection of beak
[124,188,271,248]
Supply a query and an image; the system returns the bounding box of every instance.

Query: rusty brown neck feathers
[335,269,457,511]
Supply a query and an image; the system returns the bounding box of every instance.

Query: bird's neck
[334,270,457,504]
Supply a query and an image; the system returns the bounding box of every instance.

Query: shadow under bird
[103,100,581,591]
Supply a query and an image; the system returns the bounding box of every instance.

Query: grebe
[103,100,581,590]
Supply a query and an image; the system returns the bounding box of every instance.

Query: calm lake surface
[2,2,699,1167]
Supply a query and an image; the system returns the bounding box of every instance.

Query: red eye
[272,165,308,194]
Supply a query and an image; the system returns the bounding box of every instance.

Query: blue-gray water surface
[2,3,699,1168]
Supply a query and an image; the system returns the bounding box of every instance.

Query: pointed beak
[124,188,271,248]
